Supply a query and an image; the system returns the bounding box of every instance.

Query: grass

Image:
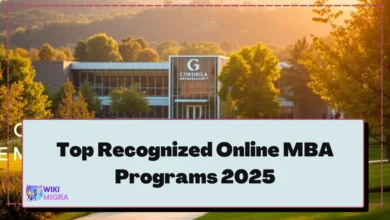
[50,212,94,220]
[197,193,390,220]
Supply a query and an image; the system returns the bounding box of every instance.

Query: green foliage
[0,7,352,49]
[301,0,390,158]
[281,37,326,118]
[156,40,180,61]
[74,40,88,61]
[0,44,52,139]
[179,41,225,56]
[136,48,160,62]
[110,84,150,118]
[119,41,142,62]
[85,33,122,62]
[80,80,101,114]
[56,78,95,119]
[219,43,281,118]
[38,43,56,60]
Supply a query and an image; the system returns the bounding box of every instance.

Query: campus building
[32,55,297,119]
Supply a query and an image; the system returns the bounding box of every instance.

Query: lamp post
[235,106,238,119]
[100,105,104,119]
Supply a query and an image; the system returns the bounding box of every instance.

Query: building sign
[179,59,208,81]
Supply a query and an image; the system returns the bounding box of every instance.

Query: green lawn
[197,193,390,220]
[50,212,93,220]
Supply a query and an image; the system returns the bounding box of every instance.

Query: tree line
[1,5,351,49]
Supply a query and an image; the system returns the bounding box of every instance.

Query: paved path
[76,212,207,220]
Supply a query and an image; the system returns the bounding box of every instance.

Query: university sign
[179,59,208,81]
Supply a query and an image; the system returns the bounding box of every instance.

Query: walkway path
[76,212,206,220]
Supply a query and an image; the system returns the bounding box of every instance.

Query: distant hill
[0,2,353,48]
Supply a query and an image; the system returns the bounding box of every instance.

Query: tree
[136,48,160,62]
[219,43,281,118]
[110,84,150,118]
[74,40,88,61]
[281,37,326,118]
[0,83,25,140]
[160,46,179,61]
[299,0,390,159]
[86,33,122,62]
[80,80,101,114]
[134,38,148,49]
[28,48,39,60]
[58,46,74,61]
[179,41,225,55]
[56,78,95,119]
[156,40,179,55]
[0,44,52,139]
[38,43,56,60]
[119,41,142,62]
[220,93,236,118]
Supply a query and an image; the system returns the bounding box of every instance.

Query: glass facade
[72,70,169,97]
[71,69,169,118]
[69,56,228,119]
[169,56,224,119]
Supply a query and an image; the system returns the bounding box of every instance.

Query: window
[133,76,140,87]
[80,72,88,84]
[125,76,132,87]
[141,76,148,87]
[110,75,118,88]
[87,72,94,85]
[156,76,163,88]
[118,75,125,88]
[148,75,155,88]
[94,75,102,96]
[147,88,156,96]
[103,75,110,88]
[72,71,80,88]
[163,76,169,88]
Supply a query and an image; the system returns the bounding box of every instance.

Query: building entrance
[186,105,203,119]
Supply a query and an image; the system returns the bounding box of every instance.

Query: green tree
[0,44,52,139]
[219,43,281,118]
[28,48,40,60]
[281,37,326,118]
[56,78,95,119]
[156,40,179,55]
[136,48,160,62]
[74,40,88,61]
[119,41,142,62]
[86,33,122,62]
[80,80,101,114]
[160,46,179,61]
[134,38,148,49]
[110,84,150,118]
[179,41,225,55]
[300,0,389,159]
[58,46,74,61]
[0,44,52,118]
[38,43,56,60]
[0,83,25,140]
[220,93,237,118]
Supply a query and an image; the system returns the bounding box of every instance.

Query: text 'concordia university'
[32,55,327,119]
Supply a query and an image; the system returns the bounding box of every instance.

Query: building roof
[70,60,291,70]
[71,62,170,70]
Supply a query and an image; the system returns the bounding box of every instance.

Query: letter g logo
[187,59,200,71]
